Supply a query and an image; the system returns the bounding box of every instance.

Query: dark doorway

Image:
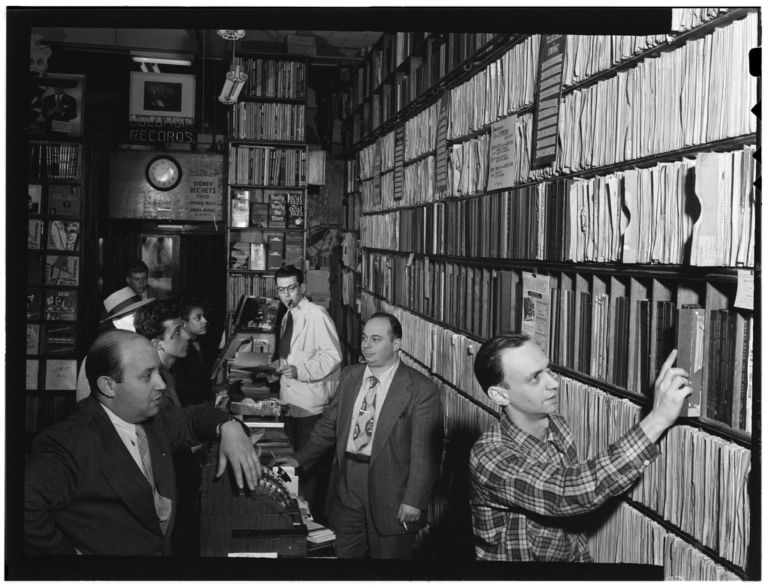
[93,221,226,355]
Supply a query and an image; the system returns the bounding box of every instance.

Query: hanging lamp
[217,30,248,105]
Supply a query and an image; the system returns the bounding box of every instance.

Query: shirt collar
[289,297,309,314]
[363,358,400,386]
[100,402,138,438]
[499,412,569,459]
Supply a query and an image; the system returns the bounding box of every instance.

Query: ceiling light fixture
[130,51,193,73]
[217,30,248,105]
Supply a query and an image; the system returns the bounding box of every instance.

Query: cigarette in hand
[402,522,408,531]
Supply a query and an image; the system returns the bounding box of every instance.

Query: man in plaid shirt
[469,333,691,561]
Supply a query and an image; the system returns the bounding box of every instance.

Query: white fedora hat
[101,286,155,323]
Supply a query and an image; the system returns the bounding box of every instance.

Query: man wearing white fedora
[75,287,155,401]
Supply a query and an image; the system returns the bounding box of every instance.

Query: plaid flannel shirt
[469,413,658,561]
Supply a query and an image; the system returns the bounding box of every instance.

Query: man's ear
[488,385,510,407]
[392,337,402,353]
[151,338,162,353]
[96,375,117,398]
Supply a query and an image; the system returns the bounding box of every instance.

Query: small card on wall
[27,324,40,355]
[28,184,43,214]
[46,220,81,251]
[45,358,77,390]
[45,254,80,286]
[28,219,43,249]
[45,289,78,321]
[48,184,81,216]
[26,359,39,390]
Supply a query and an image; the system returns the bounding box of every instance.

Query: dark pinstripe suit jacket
[296,361,443,536]
[24,395,225,555]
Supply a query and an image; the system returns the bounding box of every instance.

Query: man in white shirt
[272,264,342,520]
[24,330,260,556]
[277,313,443,558]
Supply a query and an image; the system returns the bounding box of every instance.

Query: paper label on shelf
[734,269,754,310]
[521,271,551,353]
[487,115,518,191]
[228,552,278,558]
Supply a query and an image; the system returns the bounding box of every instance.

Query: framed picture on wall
[129,72,195,119]
[141,234,179,297]
[28,73,86,137]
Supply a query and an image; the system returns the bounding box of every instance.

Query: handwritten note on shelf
[487,115,519,191]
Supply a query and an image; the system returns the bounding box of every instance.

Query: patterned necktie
[278,311,293,359]
[135,424,172,534]
[352,376,379,452]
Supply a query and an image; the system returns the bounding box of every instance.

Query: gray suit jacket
[296,361,443,535]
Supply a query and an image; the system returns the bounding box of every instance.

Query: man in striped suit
[278,312,443,558]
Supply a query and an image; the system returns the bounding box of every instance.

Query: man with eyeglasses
[469,333,692,562]
[272,265,342,518]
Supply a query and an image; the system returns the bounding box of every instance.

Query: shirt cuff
[622,422,661,470]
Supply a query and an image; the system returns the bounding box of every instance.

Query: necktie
[352,376,379,452]
[278,311,293,359]
[135,424,172,534]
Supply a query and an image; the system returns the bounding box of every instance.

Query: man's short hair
[474,333,531,392]
[126,260,149,276]
[367,312,402,340]
[274,264,303,284]
[133,299,180,341]
[85,330,143,393]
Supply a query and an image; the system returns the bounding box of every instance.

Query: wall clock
[146,155,182,191]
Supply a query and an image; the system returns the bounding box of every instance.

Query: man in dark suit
[277,312,443,559]
[24,330,261,556]
[42,86,77,132]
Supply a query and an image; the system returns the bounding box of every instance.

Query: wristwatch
[216,416,251,438]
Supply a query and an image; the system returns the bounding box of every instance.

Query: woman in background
[174,297,214,406]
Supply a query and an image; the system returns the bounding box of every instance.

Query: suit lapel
[370,364,411,463]
[144,418,175,501]
[83,398,162,533]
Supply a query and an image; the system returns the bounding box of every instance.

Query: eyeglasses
[276,284,299,294]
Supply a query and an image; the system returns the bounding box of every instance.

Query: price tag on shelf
[734,269,754,310]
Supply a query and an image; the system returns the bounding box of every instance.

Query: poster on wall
[141,235,176,297]
[28,73,86,138]
[129,72,195,120]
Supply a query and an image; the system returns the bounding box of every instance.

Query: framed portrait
[129,72,195,119]
[141,234,179,297]
[28,73,86,137]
